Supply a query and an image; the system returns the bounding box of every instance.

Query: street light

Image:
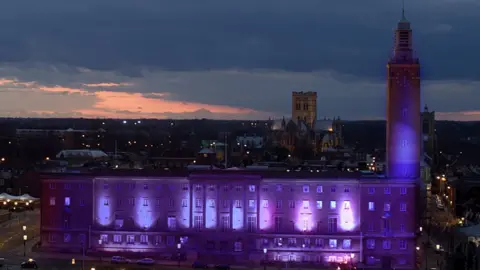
[23,234,27,256]
[23,225,26,231]
[263,248,267,270]
[177,243,181,267]
[416,246,420,251]
[72,258,76,265]
[91,268,95,270]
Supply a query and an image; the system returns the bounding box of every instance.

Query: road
[417,192,457,270]
[0,210,40,252]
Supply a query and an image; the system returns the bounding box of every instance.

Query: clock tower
[386,8,421,179]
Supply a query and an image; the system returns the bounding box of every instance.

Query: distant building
[313,117,344,153]
[292,91,317,129]
[421,105,437,165]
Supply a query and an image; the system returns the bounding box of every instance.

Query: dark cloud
[0,0,478,81]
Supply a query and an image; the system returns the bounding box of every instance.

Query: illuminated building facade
[386,9,421,180]
[40,170,417,268]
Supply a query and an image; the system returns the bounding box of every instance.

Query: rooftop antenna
[401,0,407,20]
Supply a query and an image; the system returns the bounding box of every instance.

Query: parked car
[111,256,130,264]
[215,264,231,270]
[137,258,155,266]
[21,259,38,269]
[192,261,209,268]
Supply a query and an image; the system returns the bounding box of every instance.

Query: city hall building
[40,169,418,269]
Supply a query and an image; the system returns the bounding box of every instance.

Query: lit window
[248,185,256,192]
[384,203,391,212]
[384,187,391,194]
[399,240,407,250]
[329,239,337,248]
[400,203,407,212]
[343,201,351,210]
[366,239,375,249]
[303,185,309,193]
[64,233,71,243]
[302,200,309,209]
[289,200,295,208]
[368,202,375,211]
[235,200,242,208]
[262,200,269,208]
[330,201,336,210]
[316,201,323,209]
[342,239,351,249]
[209,199,216,208]
[400,187,407,195]
[64,197,70,206]
[167,217,177,230]
[113,235,121,243]
[382,240,391,249]
[234,241,243,252]
[276,200,282,209]
[316,186,323,193]
[127,235,135,244]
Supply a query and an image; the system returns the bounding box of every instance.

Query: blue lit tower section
[386,9,421,179]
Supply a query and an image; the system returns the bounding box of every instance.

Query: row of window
[49,233,408,252]
[368,202,407,212]
[48,182,408,196]
[366,239,407,250]
[51,197,408,214]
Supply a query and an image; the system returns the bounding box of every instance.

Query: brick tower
[386,9,421,179]
[292,91,317,129]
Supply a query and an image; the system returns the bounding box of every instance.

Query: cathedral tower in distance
[292,91,317,129]
[386,9,421,179]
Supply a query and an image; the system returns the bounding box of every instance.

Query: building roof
[39,167,418,184]
[56,149,109,159]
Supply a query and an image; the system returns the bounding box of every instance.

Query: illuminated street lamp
[416,246,420,251]
[177,243,181,267]
[71,258,76,265]
[0,157,5,162]
[436,244,440,251]
[14,202,18,206]
[263,248,268,270]
[91,268,95,270]
[419,226,423,232]
[23,225,26,231]
[23,234,27,256]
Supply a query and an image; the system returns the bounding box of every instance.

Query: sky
[0,0,479,121]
